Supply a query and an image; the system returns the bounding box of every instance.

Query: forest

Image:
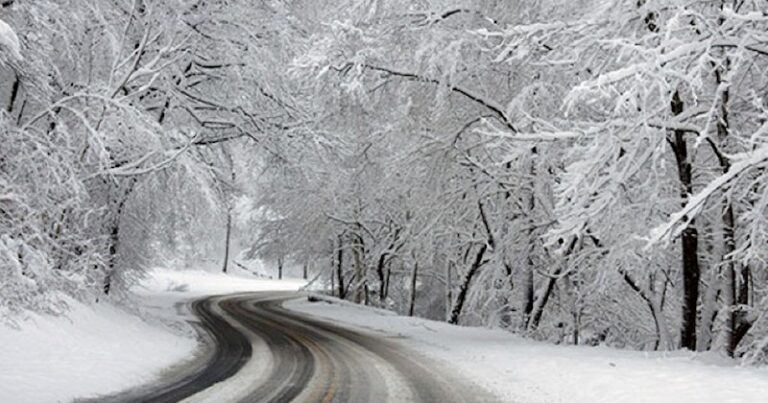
[2,0,768,364]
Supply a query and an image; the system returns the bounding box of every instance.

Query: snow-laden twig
[0,17,22,61]
[475,126,583,142]
[567,41,709,104]
[646,144,768,248]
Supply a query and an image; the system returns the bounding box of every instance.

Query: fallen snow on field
[0,267,305,403]
[286,295,768,403]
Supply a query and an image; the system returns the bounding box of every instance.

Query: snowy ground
[0,267,304,403]
[4,267,767,403]
[0,296,195,403]
[286,295,768,403]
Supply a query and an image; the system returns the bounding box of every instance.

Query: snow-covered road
[96,292,497,403]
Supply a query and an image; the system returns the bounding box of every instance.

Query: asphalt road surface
[92,292,498,403]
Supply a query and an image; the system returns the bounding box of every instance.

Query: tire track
[91,292,499,403]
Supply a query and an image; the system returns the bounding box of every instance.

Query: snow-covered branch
[646,145,768,248]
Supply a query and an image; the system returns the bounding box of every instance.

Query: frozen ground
[0,267,304,403]
[286,295,768,403]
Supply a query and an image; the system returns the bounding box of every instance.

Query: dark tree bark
[376,228,401,304]
[103,221,119,295]
[409,261,418,317]
[500,262,515,328]
[222,211,232,273]
[449,200,494,324]
[448,243,487,324]
[526,237,578,331]
[669,90,701,351]
[376,253,388,302]
[521,257,535,324]
[352,232,366,304]
[521,147,538,329]
[220,151,236,274]
[336,235,346,299]
[103,177,138,295]
[526,270,557,331]
[384,266,392,302]
[7,73,19,113]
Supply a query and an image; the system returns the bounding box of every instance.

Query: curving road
[94,292,498,403]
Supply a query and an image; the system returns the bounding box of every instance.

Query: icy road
[94,292,497,403]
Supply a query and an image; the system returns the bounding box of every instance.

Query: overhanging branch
[355,63,518,133]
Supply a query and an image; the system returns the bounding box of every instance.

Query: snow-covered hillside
[0,296,194,403]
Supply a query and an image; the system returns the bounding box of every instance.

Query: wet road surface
[90,292,498,403]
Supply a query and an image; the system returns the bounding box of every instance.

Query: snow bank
[0,296,195,403]
[287,295,768,403]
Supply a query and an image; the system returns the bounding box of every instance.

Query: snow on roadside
[0,295,194,403]
[0,267,305,403]
[286,295,768,403]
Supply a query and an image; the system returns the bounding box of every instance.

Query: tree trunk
[445,260,454,321]
[723,204,740,355]
[221,147,236,274]
[732,265,752,353]
[521,256,535,330]
[670,90,700,351]
[103,179,136,295]
[7,73,19,113]
[336,235,346,299]
[330,255,336,294]
[376,229,400,305]
[679,227,700,351]
[709,52,754,354]
[376,253,388,304]
[222,211,232,273]
[103,220,119,295]
[621,270,671,350]
[409,261,418,317]
[500,262,515,328]
[384,265,392,303]
[352,233,365,304]
[448,243,487,324]
[698,263,721,351]
[526,271,557,331]
[521,147,537,330]
[526,237,578,331]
